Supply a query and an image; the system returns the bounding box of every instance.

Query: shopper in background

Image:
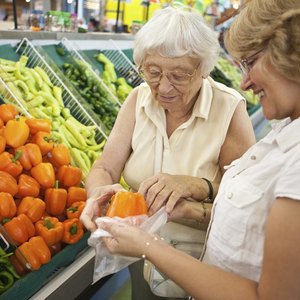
[80,6,255,300]
[96,0,300,299]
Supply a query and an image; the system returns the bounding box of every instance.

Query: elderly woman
[81,6,255,300]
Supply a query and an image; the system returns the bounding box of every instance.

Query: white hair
[133,6,220,76]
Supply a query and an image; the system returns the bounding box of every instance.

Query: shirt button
[250,155,256,160]
[227,192,233,199]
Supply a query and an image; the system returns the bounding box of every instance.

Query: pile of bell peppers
[0,55,105,180]
[0,103,88,293]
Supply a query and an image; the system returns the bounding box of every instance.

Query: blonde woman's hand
[80,183,125,232]
[100,221,153,258]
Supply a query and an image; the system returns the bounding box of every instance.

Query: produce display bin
[42,37,121,107]
[14,38,108,140]
[0,232,90,300]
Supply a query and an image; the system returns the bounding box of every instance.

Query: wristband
[202,178,213,202]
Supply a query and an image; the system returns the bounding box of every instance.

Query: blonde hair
[224,0,300,82]
[133,6,220,77]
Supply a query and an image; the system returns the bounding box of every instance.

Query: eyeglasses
[240,49,264,75]
[138,65,199,86]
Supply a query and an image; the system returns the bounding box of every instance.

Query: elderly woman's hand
[168,200,209,223]
[138,173,193,216]
[100,221,153,258]
[80,183,125,231]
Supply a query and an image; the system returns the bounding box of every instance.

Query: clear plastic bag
[88,207,168,283]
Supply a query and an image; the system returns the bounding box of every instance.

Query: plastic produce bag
[88,207,168,283]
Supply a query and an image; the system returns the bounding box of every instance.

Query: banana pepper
[17,196,46,223]
[35,217,63,246]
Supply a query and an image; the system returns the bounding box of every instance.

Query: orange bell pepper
[0,118,3,128]
[106,191,148,218]
[56,165,82,187]
[16,174,40,198]
[66,201,85,219]
[67,186,87,207]
[0,171,18,196]
[0,192,17,221]
[0,150,23,177]
[31,162,55,188]
[3,213,35,245]
[17,196,46,223]
[17,143,42,170]
[25,118,51,135]
[62,218,84,244]
[0,136,5,154]
[0,104,18,124]
[35,217,64,246]
[16,236,51,270]
[31,131,55,155]
[44,180,67,216]
[4,118,30,148]
[48,143,71,167]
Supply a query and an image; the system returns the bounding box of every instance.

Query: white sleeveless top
[123,77,244,190]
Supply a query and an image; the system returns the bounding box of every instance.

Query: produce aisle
[0,30,269,300]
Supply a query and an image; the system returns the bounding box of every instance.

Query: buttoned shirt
[202,117,300,281]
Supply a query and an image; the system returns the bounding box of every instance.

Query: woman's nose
[240,73,252,91]
[158,75,174,91]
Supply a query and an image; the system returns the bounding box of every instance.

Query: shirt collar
[192,77,213,120]
[275,118,300,152]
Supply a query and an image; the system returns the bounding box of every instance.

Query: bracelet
[202,177,214,202]
[141,236,164,259]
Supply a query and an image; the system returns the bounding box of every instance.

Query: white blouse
[202,117,300,281]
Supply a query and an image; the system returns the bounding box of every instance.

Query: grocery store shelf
[0,30,135,50]
[30,247,95,300]
[0,30,135,41]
